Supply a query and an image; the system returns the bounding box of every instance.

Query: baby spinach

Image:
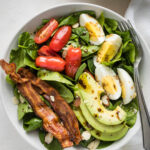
[122,98,138,127]
[97,12,105,28]
[37,69,73,85]
[81,45,100,57]
[87,58,95,74]
[72,27,90,44]
[75,63,87,82]
[49,81,74,103]
[97,141,113,149]
[104,18,118,34]
[10,32,39,71]
[18,102,33,120]
[39,130,62,150]
[59,10,96,27]
[6,75,15,87]
[23,117,42,132]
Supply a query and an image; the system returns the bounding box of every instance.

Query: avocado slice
[74,108,129,141]
[75,90,125,133]
[77,72,126,125]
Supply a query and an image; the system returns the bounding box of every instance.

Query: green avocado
[77,72,127,125]
[75,90,125,133]
[74,108,129,141]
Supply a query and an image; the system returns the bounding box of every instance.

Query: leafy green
[23,117,42,132]
[102,44,123,67]
[6,75,15,87]
[59,10,96,27]
[122,98,138,127]
[104,18,118,33]
[13,87,20,100]
[75,63,87,82]
[37,69,73,85]
[39,130,62,150]
[72,27,90,44]
[97,12,105,28]
[87,58,95,74]
[81,45,100,57]
[18,102,33,120]
[97,141,113,149]
[116,30,131,43]
[49,81,74,103]
[10,32,39,71]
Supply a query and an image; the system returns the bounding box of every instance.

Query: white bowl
[1,2,150,150]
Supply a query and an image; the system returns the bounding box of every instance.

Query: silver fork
[118,20,150,150]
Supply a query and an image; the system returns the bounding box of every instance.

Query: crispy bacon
[18,68,81,144]
[0,60,73,148]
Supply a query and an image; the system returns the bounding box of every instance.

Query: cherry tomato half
[34,19,58,44]
[49,26,72,52]
[38,45,61,57]
[36,56,65,72]
[65,47,82,78]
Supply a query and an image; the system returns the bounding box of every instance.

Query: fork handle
[134,68,150,150]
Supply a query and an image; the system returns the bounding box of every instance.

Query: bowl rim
[0,2,148,150]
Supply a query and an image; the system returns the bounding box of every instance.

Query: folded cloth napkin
[125,0,150,49]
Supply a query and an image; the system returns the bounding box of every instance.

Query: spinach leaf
[49,81,74,103]
[102,44,123,67]
[37,69,73,85]
[18,102,33,120]
[59,10,96,27]
[87,58,95,74]
[13,87,20,100]
[75,63,87,82]
[72,27,90,44]
[39,130,62,150]
[97,12,105,28]
[81,53,96,62]
[97,141,113,149]
[122,98,138,127]
[115,30,131,43]
[6,75,15,87]
[81,45,100,57]
[10,32,38,71]
[104,18,118,33]
[23,117,42,132]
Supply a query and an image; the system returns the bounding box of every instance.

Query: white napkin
[125,0,150,49]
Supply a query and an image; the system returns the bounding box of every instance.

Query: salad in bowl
[0,9,138,150]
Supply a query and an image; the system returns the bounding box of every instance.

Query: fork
[118,20,150,150]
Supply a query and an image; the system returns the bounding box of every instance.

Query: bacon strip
[18,68,81,144]
[0,60,73,148]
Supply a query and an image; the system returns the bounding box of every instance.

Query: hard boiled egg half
[94,59,122,100]
[79,14,105,45]
[117,68,136,104]
[97,34,122,63]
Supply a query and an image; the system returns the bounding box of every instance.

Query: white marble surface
[0,0,145,150]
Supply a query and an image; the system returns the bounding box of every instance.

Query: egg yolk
[85,22,103,42]
[97,42,117,63]
[101,76,117,94]
[121,83,126,99]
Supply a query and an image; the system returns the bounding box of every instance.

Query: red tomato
[34,19,58,44]
[36,56,65,72]
[49,26,72,52]
[65,47,82,78]
[38,45,60,57]
[38,45,50,56]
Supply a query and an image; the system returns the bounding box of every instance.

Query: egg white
[94,60,122,100]
[79,13,105,45]
[117,68,136,104]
